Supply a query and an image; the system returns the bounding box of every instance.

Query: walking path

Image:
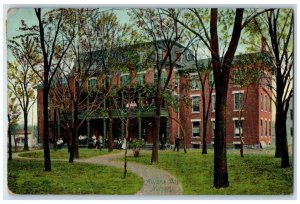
[14,150,182,195]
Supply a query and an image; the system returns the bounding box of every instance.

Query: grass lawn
[8,159,143,194]
[125,149,293,195]
[18,148,120,160]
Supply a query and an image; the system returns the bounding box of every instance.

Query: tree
[7,42,37,151]
[230,54,262,157]
[247,9,293,167]
[11,8,76,171]
[170,8,271,188]
[7,92,21,160]
[190,40,214,154]
[129,8,192,164]
[91,11,131,152]
[49,8,107,162]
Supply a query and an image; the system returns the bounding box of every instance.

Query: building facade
[36,43,273,149]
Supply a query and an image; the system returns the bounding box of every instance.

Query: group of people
[74,133,182,151]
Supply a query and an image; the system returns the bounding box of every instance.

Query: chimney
[261,37,267,53]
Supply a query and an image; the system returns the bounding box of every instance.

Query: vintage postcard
[5,6,294,198]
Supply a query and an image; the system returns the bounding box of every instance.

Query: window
[234,120,243,138]
[234,93,243,111]
[265,120,268,136]
[212,95,216,112]
[209,71,214,87]
[120,74,130,87]
[261,120,263,137]
[260,93,263,111]
[137,73,144,86]
[88,78,97,90]
[233,69,241,84]
[269,97,272,112]
[269,121,272,137]
[290,109,293,120]
[192,121,200,137]
[264,95,268,111]
[291,127,293,137]
[192,96,200,112]
[174,72,179,87]
[190,74,200,90]
[212,121,215,137]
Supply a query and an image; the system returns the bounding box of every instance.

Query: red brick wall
[180,66,273,148]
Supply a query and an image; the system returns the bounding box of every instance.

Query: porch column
[87,119,91,138]
[103,118,107,139]
[138,116,142,139]
[138,92,142,139]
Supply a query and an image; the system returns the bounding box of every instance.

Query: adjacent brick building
[36,42,272,149]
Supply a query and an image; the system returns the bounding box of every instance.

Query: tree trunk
[14,135,17,152]
[69,100,79,162]
[8,116,12,160]
[123,118,129,178]
[274,112,282,158]
[210,8,244,188]
[23,111,29,151]
[43,86,51,171]
[151,96,161,164]
[214,89,229,188]
[201,82,208,155]
[276,103,290,167]
[69,127,75,163]
[202,119,208,154]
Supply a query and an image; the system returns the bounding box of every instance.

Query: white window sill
[191,136,200,139]
[192,111,200,114]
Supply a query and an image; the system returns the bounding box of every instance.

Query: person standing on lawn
[174,135,180,152]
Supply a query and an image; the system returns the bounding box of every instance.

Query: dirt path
[14,150,183,195]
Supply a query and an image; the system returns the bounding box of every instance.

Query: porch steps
[143,143,153,150]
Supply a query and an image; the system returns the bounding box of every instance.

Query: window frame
[191,120,201,138]
[233,118,244,138]
[233,91,244,111]
[88,77,98,91]
[191,95,200,113]
[190,73,200,90]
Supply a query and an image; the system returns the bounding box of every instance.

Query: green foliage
[230,53,265,86]
[126,150,293,195]
[132,139,143,149]
[8,159,143,194]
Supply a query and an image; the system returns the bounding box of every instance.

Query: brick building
[36,42,272,149]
